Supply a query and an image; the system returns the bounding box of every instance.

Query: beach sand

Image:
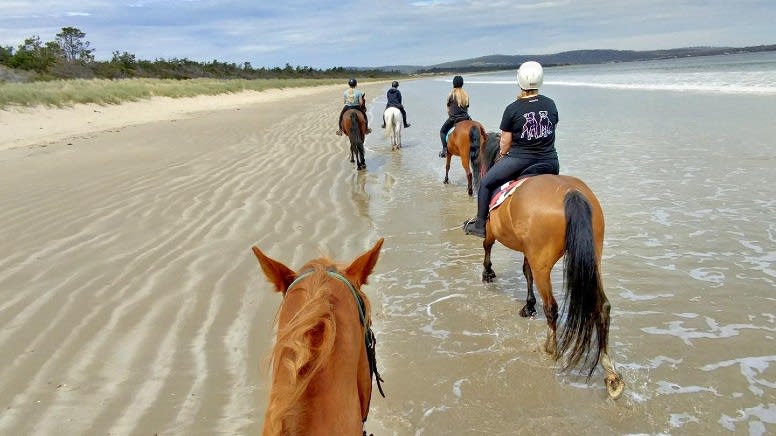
[0,84,385,434]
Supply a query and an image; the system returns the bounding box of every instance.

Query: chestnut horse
[252,238,385,435]
[444,119,488,196]
[473,136,625,399]
[343,108,367,170]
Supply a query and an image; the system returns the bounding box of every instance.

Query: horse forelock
[264,259,371,435]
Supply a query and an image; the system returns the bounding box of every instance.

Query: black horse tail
[559,190,607,377]
[348,111,362,146]
[468,125,480,163]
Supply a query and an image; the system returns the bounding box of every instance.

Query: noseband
[285,268,385,398]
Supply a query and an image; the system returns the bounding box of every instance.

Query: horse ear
[251,246,297,293]
[344,238,384,288]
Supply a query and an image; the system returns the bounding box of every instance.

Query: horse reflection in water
[252,239,385,435]
[473,134,625,399]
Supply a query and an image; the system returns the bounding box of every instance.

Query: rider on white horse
[381,81,410,129]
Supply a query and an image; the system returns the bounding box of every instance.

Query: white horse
[383,106,402,151]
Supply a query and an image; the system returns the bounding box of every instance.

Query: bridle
[284,268,386,400]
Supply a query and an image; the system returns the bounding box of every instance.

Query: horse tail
[468,125,480,164]
[559,190,607,377]
[264,276,337,434]
[348,110,362,145]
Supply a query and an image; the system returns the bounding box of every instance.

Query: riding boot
[462,217,486,238]
[439,133,448,158]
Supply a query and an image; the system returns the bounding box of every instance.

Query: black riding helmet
[391,80,399,88]
[348,78,357,87]
[453,75,464,88]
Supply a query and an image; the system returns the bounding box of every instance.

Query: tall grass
[0,77,345,109]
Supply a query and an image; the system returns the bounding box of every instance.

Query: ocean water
[357,51,776,435]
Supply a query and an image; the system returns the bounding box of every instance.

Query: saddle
[489,177,531,212]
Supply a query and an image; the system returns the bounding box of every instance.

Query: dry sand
[0,84,385,434]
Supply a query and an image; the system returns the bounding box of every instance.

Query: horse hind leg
[357,141,367,170]
[519,257,538,318]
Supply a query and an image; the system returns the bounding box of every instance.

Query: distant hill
[377,44,776,73]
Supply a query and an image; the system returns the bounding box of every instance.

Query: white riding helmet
[517,61,543,90]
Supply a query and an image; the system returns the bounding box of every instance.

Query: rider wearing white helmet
[463,61,560,238]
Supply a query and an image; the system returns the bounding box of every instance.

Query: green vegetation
[0,77,348,109]
[0,26,402,108]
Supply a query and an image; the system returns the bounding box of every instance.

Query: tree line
[0,27,400,81]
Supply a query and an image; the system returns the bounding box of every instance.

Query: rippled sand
[2,80,775,435]
[0,85,384,434]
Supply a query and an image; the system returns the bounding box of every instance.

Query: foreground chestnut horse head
[474,137,625,400]
[252,238,385,435]
[443,119,488,196]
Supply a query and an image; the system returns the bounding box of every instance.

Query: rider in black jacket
[381,81,410,128]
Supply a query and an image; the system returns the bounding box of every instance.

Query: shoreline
[0,84,349,152]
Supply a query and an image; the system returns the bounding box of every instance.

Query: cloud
[0,0,774,68]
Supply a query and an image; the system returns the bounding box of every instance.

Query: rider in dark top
[463,61,560,238]
[382,81,410,128]
[438,75,471,158]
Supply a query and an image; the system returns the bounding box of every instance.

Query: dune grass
[0,77,346,109]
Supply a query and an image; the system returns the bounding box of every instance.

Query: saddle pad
[489,177,529,212]
[445,126,455,143]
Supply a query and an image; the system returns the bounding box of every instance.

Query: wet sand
[2,79,775,435]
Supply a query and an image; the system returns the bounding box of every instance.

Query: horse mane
[473,131,501,189]
[263,258,370,435]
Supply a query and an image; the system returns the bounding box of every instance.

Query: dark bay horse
[343,108,367,170]
[444,119,488,196]
[252,238,385,435]
[473,137,625,399]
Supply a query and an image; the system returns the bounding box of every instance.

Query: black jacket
[386,88,403,107]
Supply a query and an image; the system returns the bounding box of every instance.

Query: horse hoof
[482,270,496,283]
[519,306,536,318]
[606,374,625,400]
[350,159,355,163]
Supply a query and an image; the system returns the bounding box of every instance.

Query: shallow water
[359,54,776,434]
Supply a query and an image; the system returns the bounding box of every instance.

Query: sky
[1,0,775,69]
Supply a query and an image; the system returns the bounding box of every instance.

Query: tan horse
[252,239,385,435]
[343,108,367,170]
[474,139,625,399]
[444,119,488,196]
